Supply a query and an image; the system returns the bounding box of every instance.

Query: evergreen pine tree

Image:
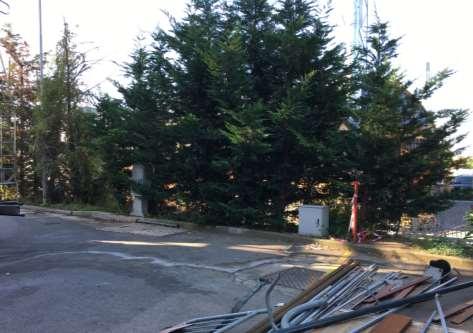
[354,21,468,232]
[111,0,352,227]
[34,22,100,203]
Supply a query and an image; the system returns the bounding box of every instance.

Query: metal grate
[260,267,322,290]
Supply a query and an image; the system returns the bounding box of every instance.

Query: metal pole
[38,0,47,205]
[13,114,17,198]
[38,0,44,83]
[434,294,449,333]
[349,180,360,241]
[0,115,3,199]
[420,310,437,333]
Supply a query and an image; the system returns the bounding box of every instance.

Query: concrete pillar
[130,164,148,217]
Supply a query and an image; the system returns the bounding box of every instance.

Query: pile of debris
[161,259,473,333]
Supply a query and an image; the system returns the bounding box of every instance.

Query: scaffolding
[0,102,17,201]
[0,0,22,214]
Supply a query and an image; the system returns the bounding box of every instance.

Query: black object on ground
[0,200,23,216]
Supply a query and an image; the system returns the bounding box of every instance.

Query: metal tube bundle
[274,280,473,333]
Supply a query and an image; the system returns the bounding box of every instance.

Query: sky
[2,0,472,155]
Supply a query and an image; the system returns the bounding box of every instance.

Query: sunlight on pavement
[228,244,290,255]
[91,240,208,248]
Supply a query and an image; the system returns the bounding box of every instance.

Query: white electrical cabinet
[298,205,329,237]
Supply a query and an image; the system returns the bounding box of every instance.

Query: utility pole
[350,0,369,241]
[39,0,44,82]
[38,0,47,204]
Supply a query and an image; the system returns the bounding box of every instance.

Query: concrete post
[130,164,148,217]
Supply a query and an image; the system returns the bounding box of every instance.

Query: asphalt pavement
[0,211,300,332]
[0,210,472,332]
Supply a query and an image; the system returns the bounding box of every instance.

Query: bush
[466,210,473,239]
[446,188,473,201]
[329,203,351,238]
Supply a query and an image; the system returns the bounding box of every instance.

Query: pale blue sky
[3,0,472,155]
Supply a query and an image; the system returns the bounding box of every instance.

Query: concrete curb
[73,210,137,224]
[23,205,74,216]
[302,241,473,274]
[23,205,137,223]
[23,204,473,273]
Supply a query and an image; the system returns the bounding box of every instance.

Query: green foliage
[465,157,473,169]
[100,0,352,228]
[3,3,466,233]
[94,96,132,209]
[40,201,124,214]
[411,237,473,258]
[33,22,104,204]
[445,188,473,201]
[329,201,351,237]
[352,21,467,233]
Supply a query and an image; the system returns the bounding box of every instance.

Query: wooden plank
[308,317,468,333]
[449,305,473,325]
[244,259,358,333]
[365,276,430,303]
[393,284,416,300]
[370,314,412,333]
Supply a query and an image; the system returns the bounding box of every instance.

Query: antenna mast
[353,0,369,55]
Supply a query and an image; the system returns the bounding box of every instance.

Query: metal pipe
[434,294,448,333]
[280,300,327,328]
[284,269,362,326]
[287,266,376,328]
[320,271,396,319]
[37,0,47,205]
[214,310,263,333]
[187,309,268,323]
[303,267,377,322]
[349,272,400,309]
[328,267,375,302]
[347,275,458,333]
[274,279,473,333]
[291,271,359,325]
[175,308,270,333]
[38,0,44,83]
[420,310,437,333]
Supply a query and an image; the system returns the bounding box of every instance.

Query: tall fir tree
[353,21,467,232]
[34,22,100,203]
[111,0,352,228]
[218,0,352,226]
